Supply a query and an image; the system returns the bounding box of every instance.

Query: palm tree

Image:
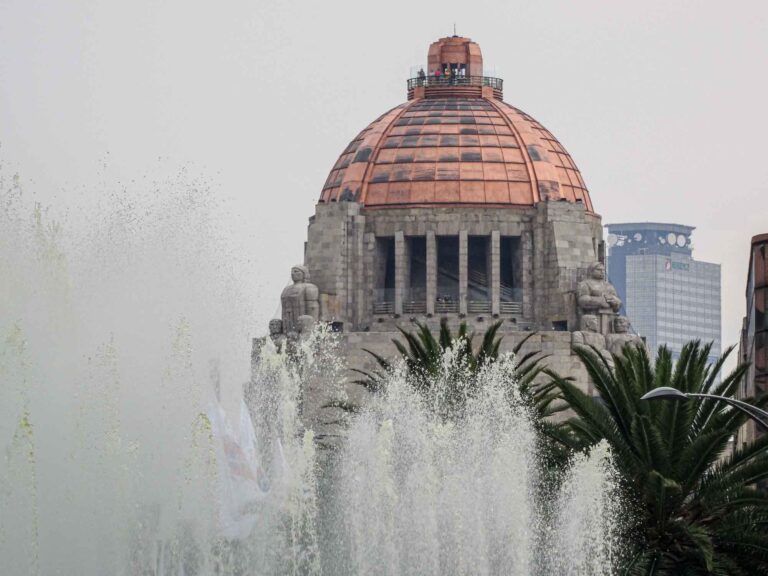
[555,341,768,575]
[347,319,568,427]
[351,318,502,391]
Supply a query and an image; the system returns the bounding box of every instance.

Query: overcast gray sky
[1,0,767,357]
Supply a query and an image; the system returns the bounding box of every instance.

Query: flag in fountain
[208,398,282,540]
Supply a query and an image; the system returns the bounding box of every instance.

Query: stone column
[459,230,468,315]
[522,230,534,320]
[395,231,405,315]
[426,230,437,315]
[491,231,500,316]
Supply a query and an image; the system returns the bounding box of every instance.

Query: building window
[375,237,395,313]
[437,236,460,311]
[407,236,427,307]
[500,236,522,303]
[468,236,489,302]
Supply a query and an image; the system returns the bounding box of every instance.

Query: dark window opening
[437,236,460,304]
[500,236,522,302]
[408,236,426,302]
[376,237,395,305]
[468,236,489,301]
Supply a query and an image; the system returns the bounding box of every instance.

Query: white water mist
[1,161,623,575]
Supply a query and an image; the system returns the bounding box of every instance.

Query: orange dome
[319,37,592,212]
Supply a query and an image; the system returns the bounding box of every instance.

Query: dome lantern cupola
[319,36,591,211]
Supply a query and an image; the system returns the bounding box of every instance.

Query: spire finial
[453,23,457,37]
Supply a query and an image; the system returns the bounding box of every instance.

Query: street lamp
[641,387,768,429]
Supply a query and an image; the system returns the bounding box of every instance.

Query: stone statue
[577,262,622,315]
[572,313,606,349]
[577,261,621,335]
[280,265,320,335]
[606,316,644,357]
[268,318,286,351]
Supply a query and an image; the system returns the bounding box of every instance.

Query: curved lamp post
[641,387,768,430]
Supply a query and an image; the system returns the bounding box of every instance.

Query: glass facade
[606,223,721,363]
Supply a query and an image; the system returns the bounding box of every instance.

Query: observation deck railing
[407,76,503,100]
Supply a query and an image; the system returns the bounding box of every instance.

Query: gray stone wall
[299,198,609,400]
[305,199,604,334]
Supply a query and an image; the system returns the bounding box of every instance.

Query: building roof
[318,36,593,212]
[606,222,696,235]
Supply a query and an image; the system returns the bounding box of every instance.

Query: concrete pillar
[426,230,437,315]
[395,231,405,315]
[491,230,500,316]
[522,230,534,320]
[459,230,468,315]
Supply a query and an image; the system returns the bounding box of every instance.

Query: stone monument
[577,262,622,335]
[571,314,606,349]
[606,316,645,357]
[280,265,320,336]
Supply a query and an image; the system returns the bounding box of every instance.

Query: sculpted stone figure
[268,318,286,351]
[281,265,320,335]
[577,262,622,315]
[572,314,606,349]
[606,316,644,357]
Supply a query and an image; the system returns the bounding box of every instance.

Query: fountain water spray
[0,161,624,575]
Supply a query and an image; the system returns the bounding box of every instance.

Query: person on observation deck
[418,68,426,86]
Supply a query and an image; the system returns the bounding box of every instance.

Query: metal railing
[403,301,426,314]
[435,300,459,314]
[500,301,523,315]
[374,288,394,315]
[373,301,394,315]
[407,76,503,91]
[468,301,491,314]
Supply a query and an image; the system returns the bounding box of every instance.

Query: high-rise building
[736,234,768,447]
[605,222,721,362]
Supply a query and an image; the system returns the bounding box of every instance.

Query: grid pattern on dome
[502,103,591,211]
[319,98,591,211]
[320,107,396,201]
[369,98,531,206]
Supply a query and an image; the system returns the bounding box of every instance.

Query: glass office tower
[605,222,721,363]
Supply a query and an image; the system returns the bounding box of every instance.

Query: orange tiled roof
[319,36,592,211]
[319,97,592,211]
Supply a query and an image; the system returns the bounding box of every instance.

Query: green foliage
[348,319,562,424]
[554,341,768,575]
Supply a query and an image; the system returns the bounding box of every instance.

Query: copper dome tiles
[319,97,592,211]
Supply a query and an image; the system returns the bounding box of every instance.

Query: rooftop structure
[255,36,642,429]
[320,36,592,211]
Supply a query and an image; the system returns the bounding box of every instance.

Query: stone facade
[254,195,632,401]
[305,199,604,337]
[252,35,642,413]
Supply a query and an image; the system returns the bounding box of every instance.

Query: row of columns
[393,231,504,316]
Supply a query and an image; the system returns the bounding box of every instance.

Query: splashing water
[0,162,624,575]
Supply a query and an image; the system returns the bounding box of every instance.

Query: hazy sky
[1,0,767,357]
